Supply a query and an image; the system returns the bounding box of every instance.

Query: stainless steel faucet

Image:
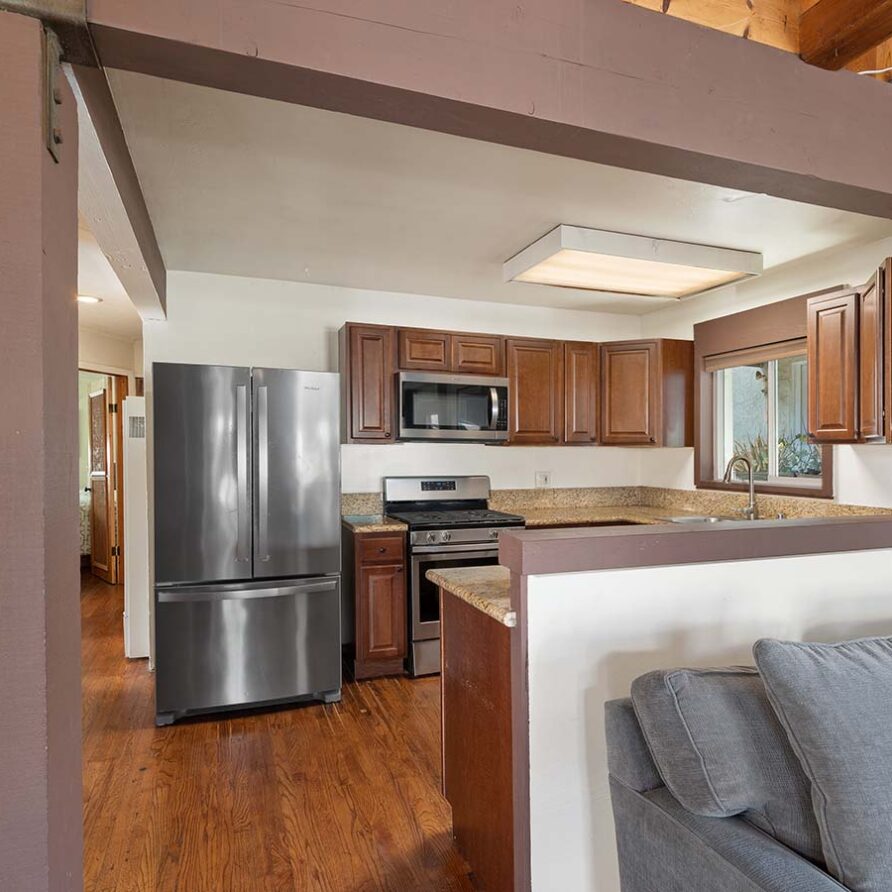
[722,456,758,520]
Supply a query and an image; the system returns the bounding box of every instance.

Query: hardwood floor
[81,573,475,891]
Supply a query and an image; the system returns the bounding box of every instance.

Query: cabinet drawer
[358,535,405,564]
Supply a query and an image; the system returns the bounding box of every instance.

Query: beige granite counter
[517,505,687,527]
[341,515,408,534]
[426,565,514,628]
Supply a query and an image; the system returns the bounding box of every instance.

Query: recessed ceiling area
[106,70,892,316]
[78,220,143,339]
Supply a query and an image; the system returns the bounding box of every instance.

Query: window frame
[693,289,839,500]
[712,355,824,492]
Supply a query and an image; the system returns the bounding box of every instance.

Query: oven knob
[489,529,499,539]
[441,531,452,543]
[425,531,436,544]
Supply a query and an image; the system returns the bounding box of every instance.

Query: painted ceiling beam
[801,0,892,70]
[68,64,167,319]
[84,0,892,220]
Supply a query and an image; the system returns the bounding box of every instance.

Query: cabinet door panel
[349,325,394,440]
[859,272,885,442]
[452,335,505,376]
[563,341,598,444]
[600,342,658,445]
[506,338,563,444]
[807,292,859,442]
[398,329,451,371]
[357,563,406,662]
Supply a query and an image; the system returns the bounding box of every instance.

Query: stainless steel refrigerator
[152,363,341,725]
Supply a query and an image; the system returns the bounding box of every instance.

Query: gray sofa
[605,666,848,892]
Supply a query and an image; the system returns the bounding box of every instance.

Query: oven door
[399,372,508,442]
[410,547,500,642]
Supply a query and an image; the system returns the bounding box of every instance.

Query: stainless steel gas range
[383,476,525,677]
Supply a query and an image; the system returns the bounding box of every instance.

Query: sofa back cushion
[631,666,823,864]
[754,636,892,892]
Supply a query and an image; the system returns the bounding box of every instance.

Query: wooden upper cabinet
[600,341,658,445]
[807,291,859,443]
[506,338,563,444]
[563,341,599,444]
[600,339,693,447]
[344,324,395,441]
[859,272,885,442]
[398,329,450,371]
[451,334,505,376]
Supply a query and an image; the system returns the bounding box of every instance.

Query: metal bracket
[44,27,63,162]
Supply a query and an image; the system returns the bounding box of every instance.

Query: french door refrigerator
[152,363,341,725]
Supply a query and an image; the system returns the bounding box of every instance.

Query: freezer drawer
[155,576,341,722]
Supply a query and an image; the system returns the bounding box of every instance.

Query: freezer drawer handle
[236,384,250,562]
[157,580,338,603]
[257,384,270,561]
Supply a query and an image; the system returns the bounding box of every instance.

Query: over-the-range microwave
[398,371,509,442]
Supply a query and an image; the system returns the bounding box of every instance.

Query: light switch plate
[535,471,552,488]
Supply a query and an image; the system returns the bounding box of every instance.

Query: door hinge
[112,545,120,557]
[43,27,63,163]
[109,403,118,413]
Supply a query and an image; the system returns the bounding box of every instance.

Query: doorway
[79,369,128,584]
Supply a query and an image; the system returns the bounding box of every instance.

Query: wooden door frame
[81,368,129,582]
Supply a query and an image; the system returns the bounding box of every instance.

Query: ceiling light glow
[77,295,102,304]
[504,226,762,299]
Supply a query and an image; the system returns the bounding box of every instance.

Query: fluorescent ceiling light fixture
[77,295,102,304]
[503,226,762,299]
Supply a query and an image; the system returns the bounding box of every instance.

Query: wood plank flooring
[81,573,475,891]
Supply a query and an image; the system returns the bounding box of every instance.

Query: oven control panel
[410,525,524,547]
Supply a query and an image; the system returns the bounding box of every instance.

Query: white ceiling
[106,70,892,316]
[78,220,143,339]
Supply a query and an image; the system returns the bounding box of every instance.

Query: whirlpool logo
[304,385,321,391]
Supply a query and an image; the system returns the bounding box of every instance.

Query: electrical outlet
[535,471,552,488]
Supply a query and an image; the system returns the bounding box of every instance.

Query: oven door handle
[490,386,499,430]
[410,549,501,564]
[410,544,506,554]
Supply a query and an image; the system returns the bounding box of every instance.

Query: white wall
[641,235,892,507]
[144,271,644,492]
[79,326,142,375]
[525,550,892,892]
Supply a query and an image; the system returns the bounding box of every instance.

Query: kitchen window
[710,344,822,489]
[693,291,835,499]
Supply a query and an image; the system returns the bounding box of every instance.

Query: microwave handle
[490,386,500,430]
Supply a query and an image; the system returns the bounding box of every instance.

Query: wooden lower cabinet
[343,528,407,680]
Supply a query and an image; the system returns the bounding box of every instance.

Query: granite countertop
[426,565,514,628]
[341,515,408,534]
[517,506,687,527]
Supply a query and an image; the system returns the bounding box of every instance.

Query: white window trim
[713,359,823,489]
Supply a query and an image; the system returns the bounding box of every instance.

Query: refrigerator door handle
[157,579,338,603]
[236,384,250,563]
[257,384,271,561]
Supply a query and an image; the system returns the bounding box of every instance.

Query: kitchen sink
[667,515,741,524]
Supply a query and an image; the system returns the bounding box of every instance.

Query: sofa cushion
[631,667,823,864]
[754,636,892,892]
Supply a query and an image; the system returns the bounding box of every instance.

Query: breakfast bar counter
[433,513,892,892]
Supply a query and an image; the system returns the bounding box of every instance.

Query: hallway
[80,574,474,891]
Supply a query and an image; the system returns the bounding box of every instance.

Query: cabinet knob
[395,567,403,573]
[377,546,386,553]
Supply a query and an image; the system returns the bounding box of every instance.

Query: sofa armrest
[609,778,847,892]
[605,698,662,793]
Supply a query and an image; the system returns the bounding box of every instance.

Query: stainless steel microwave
[398,372,509,442]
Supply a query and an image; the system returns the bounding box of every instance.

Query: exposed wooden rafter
[623,0,799,51]
[624,0,892,79]
[800,0,892,70]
